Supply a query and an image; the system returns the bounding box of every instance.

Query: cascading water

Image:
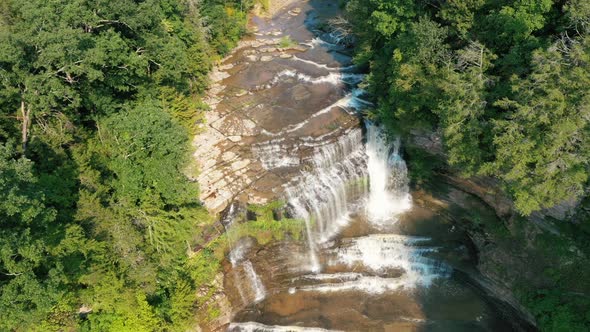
[220,1,521,329]
[365,123,412,225]
[242,261,267,302]
[285,127,368,271]
[224,206,267,306]
[281,122,448,295]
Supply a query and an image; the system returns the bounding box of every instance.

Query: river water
[200,0,521,330]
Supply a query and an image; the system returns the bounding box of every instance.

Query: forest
[0,0,251,330]
[0,0,589,330]
[346,0,589,216]
[343,0,589,330]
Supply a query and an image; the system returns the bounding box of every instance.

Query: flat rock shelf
[195,1,531,331]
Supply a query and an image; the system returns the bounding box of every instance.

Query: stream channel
[194,1,525,331]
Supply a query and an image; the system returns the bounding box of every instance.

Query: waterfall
[285,127,368,272]
[242,261,267,302]
[228,255,267,305]
[365,123,412,225]
[330,234,450,287]
[284,123,417,272]
[224,205,267,305]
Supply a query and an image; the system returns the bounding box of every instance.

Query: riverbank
[405,132,590,331]
[340,0,590,329]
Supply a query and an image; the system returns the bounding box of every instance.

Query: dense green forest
[344,0,589,330]
[346,0,589,216]
[1,0,589,330]
[0,0,252,330]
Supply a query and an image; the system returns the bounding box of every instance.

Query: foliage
[0,0,251,330]
[485,39,590,214]
[187,201,303,321]
[346,0,590,216]
[522,289,590,331]
[279,36,297,48]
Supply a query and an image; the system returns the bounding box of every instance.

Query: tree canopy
[347,0,590,216]
[0,0,249,329]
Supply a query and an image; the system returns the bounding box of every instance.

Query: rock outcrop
[193,0,360,214]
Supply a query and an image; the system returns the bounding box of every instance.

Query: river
[194,0,522,330]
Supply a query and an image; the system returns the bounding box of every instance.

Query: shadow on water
[225,0,538,331]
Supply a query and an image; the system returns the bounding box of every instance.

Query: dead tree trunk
[20,100,31,151]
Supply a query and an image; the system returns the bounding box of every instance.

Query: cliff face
[407,130,590,330]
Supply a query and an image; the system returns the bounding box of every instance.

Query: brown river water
[194,1,532,331]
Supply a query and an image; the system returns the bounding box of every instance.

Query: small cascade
[242,261,267,302]
[228,255,267,305]
[228,239,251,305]
[302,36,344,50]
[365,123,412,225]
[255,69,363,91]
[228,322,343,332]
[330,235,450,287]
[294,273,415,294]
[287,234,450,294]
[258,91,366,138]
[286,128,368,271]
[224,206,267,305]
[252,138,300,170]
[291,56,356,72]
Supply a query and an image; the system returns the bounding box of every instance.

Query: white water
[258,91,368,139]
[243,261,267,302]
[257,69,363,91]
[252,138,301,169]
[365,123,412,225]
[228,29,451,328]
[277,122,454,296]
[285,127,368,272]
[330,234,449,287]
[295,273,415,293]
[226,213,267,305]
[291,56,356,72]
[229,322,343,332]
[302,36,343,50]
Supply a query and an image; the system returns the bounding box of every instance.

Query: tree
[436,41,495,174]
[0,142,88,330]
[486,36,590,215]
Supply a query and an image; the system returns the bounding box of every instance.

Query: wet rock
[235,89,248,97]
[260,55,273,62]
[272,209,283,221]
[246,55,259,62]
[291,45,309,52]
[288,7,301,16]
[219,63,235,71]
[209,69,230,83]
[442,175,513,219]
[247,209,258,221]
[279,53,293,59]
[291,84,311,101]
